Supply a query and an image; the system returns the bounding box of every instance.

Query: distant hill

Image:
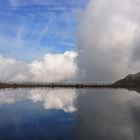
[113,72,140,87]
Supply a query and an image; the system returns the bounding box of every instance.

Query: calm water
[0,88,140,140]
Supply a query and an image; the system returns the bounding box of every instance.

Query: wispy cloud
[0,0,84,60]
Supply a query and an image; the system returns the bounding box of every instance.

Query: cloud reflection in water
[76,89,140,140]
[0,89,77,113]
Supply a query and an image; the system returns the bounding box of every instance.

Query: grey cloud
[77,0,140,82]
[131,33,140,62]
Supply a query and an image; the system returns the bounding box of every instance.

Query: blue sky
[0,0,86,61]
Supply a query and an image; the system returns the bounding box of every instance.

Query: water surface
[0,88,139,140]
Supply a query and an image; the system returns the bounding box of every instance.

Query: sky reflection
[0,89,140,140]
[0,89,77,112]
[76,89,140,140]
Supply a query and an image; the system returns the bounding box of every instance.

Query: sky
[0,0,86,82]
[0,0,86,60]
[0,0,140,82]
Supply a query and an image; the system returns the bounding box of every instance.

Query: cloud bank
[0,51,78,82]
[77,0,140,82]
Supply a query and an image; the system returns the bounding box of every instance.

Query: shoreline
[0,82,139,89]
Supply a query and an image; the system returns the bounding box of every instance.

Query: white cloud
[30,51,78,82]
[0,51,78,82]
[0,55,33,81]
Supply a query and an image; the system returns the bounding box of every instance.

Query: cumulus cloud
[0,89,77,112]
[30,51,78,82]
[0,55,33,81]
[0,51,78,82]
[77,0,140,82]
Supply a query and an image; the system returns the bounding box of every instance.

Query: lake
[0,88,139,140]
